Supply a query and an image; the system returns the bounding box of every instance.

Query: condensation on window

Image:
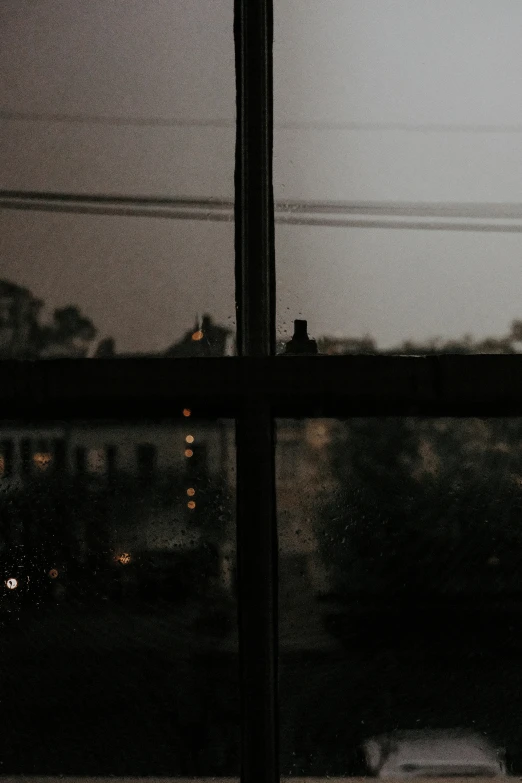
[0,419,238,777]
[277,417,522,777]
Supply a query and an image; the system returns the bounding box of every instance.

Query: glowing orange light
[187,501,196,509]
[185,449,193,458]
[191,330,204,341]
[187,488,196,496]
[5,578,17,590]
[183,408,191,418]
[185,435,194,444]
[34,452,52,470]
[49,568,59,579]
[115,552,132,565]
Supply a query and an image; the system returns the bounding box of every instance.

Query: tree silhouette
[0,280,100,358]
[320,415,522,599]
[37,305,97,358]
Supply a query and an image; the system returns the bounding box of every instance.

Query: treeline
[321,417,522,598]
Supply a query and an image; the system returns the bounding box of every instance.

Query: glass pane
[0,1,235,356]
[275,2,522,354]
[277,417,521,777]
[0,418,238,776]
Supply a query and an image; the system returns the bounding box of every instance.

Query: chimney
[284,319,318,355]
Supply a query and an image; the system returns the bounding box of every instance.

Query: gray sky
[2,0,522,351]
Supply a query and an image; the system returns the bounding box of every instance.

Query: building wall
[0,420,235,586]
[277,419,344,594]
[0,418,343,594]
[0,421,234,482]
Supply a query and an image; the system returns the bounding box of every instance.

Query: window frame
[1,1,521,782]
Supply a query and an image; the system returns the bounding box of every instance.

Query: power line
[0,111,235,129]
[0,192,233,222]
[3,192,522,232]
[0,200,234,223]
[5,191,522,217]
[278,121,522,134]
[3,111,522,134]
[0,190,233,209]
[278,200,522,220]
[277,216,522,233]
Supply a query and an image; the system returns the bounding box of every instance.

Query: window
[0,1,235,358]
[75,446,87,475]
[0,439,14,478]
[0,2,518,783]
[274,2,522,355]
[20,437,32,477]
[276,421,303,481]
[86,446,106,474]
[0,418,237,775]
[53,437,67,473]
[277,417,522,776]
[106,444,118,478]
[136,442,157,479]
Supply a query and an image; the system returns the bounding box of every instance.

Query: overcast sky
[2,1,522,351]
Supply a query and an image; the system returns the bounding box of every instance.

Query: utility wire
[277,201,522,220]
[0,191,233,208]
[3,192,522,232]
[3,111,522,134]
[277,217,522,234]
[0,200,234,222]
[0,111,235,129]
[5,191,522,218]
[278,121,522,134]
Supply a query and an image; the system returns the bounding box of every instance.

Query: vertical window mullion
[234,1,278,783]
[234,0,275,358]
[236,398,278,783]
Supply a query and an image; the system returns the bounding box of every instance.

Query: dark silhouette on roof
[165,314,232,357]
[284,319,318,355]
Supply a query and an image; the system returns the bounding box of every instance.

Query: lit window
[33,452,52,471]
[87,448,106,474]
[0,440,13,479]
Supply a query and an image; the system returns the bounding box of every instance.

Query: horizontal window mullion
[1,355,522,417]
[236,399,278,783]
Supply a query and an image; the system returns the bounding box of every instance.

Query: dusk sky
[2,1,522,351]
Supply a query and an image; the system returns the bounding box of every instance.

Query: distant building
[165,314,233,357]
[318,335,377,355]
[92,314,235,359]
[277,418,346,595]
[0,419,236,589]
[0,298,352,596]
[94,338,116,358]
[0,423,229,484]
